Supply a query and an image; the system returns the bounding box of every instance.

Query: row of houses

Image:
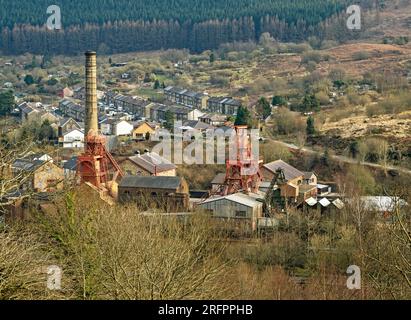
[18,102,59,125]
[105,92,151,118]
[164,86,242,115]
[149,103,204,122]
[164,86,208,110]
[59,99,86,122]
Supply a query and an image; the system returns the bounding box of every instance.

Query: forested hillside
[0,0,377,55]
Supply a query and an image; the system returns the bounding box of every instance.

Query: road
[268,139,411,176]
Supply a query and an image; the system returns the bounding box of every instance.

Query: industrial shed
[198,192,264,231]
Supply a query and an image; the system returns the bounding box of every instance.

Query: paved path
[268,139,411,175]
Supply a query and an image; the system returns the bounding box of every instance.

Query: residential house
[62,129,84,148]
[150,104,203,123]
[118,176,189,211]
[18,102,59,126]
[59,99,85,122]
[19,103,40,123]
[72,86,103,101]
[58,118,83,137]
[105,92,151,118]
[100,119,133,136]
[119,152,176,177]
[207,97,242,115]
[73,86,86,100]
[164,86,209,110]
[58,87,74,98]
[199,113,228,127]
[132,121,157,140]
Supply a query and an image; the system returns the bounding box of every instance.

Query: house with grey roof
[207,96,242,115]
[164,86,208,110]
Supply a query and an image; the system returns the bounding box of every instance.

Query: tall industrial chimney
[85,51,98,137]
[78,51,123,192]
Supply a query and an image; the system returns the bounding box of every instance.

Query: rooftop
[119,176,183,190]
[263,160,304,181]
[128,152,176,174]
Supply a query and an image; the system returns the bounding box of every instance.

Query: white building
[100,119,133,136]
[187,109,205,121]
[113,120,133,136]
[62,129,84,148]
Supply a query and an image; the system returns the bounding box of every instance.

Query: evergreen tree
[272,95,287,106]
[234,106,252,127]
[24,74,35,86]
[0,0,351,55]
[154,79,161,90]
[306,116,315,136]
[164,110,175,131]
[256,97,272,119]
[0,90,14,116]
[209,53,215,63]
[301,93,320,112]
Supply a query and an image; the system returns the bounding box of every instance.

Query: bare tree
[0,228,55,300]
[36,191,231,300]
[0,140,36,215]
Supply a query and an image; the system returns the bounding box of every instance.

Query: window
[235,211,247,218]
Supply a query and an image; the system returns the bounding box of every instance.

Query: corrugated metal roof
[128,152,176,174]
[332,198,345,210]
[319,198,331,207]
[305,197,318,206]
[201,192,263,208]
[360,196,407,212]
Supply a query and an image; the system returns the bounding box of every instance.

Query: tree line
[0,0,373,55]
[1,13,363,55]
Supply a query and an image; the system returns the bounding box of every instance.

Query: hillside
[0,0,351,27]
[0,0,357,55]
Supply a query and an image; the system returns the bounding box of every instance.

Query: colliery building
[119,152,177,177]
[118,176,189,211]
